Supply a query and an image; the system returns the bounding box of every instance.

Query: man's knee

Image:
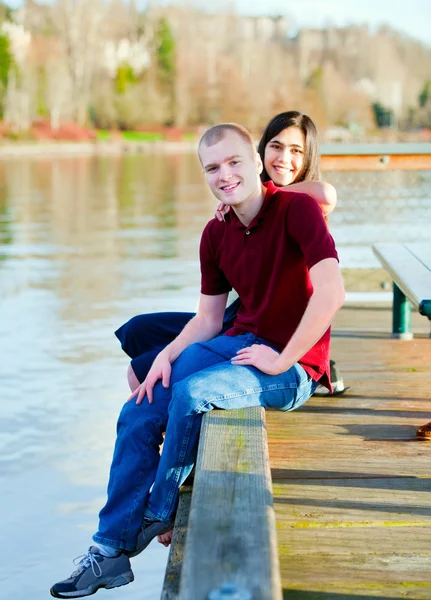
[169,376,207,418]
[117,397,167,441]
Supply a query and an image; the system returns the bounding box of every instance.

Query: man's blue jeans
[93,333,317,551]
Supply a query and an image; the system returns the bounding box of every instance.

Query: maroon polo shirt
[199,181,339,390]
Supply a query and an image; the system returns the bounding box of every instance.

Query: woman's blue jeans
[93,333,317,552]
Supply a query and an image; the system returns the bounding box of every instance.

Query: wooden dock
[161,301,431,598]
[267,302,431,598]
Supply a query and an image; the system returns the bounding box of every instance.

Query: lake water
[0,153,430,599]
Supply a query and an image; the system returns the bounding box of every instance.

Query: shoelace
[71,551,103,578]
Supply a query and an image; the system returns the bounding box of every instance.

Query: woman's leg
[116,299,242,386]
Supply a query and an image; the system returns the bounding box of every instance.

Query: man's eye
[231,160,239,166]
[207,167,217,173]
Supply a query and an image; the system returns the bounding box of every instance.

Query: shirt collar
[227,181,279,230]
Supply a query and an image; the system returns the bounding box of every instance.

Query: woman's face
[264,126,305,187]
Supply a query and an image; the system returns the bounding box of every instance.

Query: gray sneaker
[50,546,134,598]
[125,519,173,558]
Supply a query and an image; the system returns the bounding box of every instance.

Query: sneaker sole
[50,571,134,598]
[126,522,173,558]
[313,386,350,398]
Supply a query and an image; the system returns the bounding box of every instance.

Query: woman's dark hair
[257,111,320,183]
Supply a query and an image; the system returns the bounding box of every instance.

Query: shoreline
[0,139,198,158]
[0,140,430,159]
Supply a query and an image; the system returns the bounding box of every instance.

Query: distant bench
[372,243,431,339]
[161,407,282,600]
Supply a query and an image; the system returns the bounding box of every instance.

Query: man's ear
[256,153,263,175]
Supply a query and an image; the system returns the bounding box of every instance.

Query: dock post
[392,282,413,339]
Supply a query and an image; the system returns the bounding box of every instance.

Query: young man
[51,123,344,598]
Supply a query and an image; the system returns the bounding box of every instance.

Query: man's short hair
[198,123,256,158]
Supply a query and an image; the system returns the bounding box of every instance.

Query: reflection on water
[0,153,430,598]
[324,169,431,267]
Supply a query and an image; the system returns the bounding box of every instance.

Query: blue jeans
[114,299,241,383]
[93,333,317,551]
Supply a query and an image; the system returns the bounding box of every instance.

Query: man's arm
[131,292,228,404]
[163,292,228,363]
[282,181,337,217]
[232,258,344,374]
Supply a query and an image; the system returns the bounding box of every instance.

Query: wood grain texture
[320,154,431,171]
[161,486,192,599]
[266,303,431,598]
[179,407,282,600]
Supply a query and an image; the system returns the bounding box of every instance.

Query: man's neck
[232,183,266,227]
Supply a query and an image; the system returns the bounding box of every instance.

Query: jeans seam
[203,382,298,403]
[105,409,168,548]
[157,410,198,522]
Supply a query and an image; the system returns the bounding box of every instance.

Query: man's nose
[219,164,233,180]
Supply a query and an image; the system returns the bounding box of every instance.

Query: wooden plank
[373,243,431,314]
[179,407,282,600]
[281,555,431,591]
[408,243,431,317]
[278,526,431,556]
[320,143,431,155]
[266,303,431,597]
[161,486,192,600]
[273,478,431,524]
[408,243,431,272]
[320,154,431,171]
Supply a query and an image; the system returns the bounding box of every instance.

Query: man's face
[200,131,262,207]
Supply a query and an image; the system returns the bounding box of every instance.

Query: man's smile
[220,182,240,192]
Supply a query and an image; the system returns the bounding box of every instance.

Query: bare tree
[53,0,105,125]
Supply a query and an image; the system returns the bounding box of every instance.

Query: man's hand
[127,351,172,405]
[231,344,286,375]
[215,202,230,222]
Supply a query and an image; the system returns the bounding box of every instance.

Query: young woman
[116,111,345,397]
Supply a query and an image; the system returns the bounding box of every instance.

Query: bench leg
[392,283,413,340]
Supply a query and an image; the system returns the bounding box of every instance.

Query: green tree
[372,102,393,128]
[156,17,175,83]
[115,64,137,95]
[155,17,176,125]
[307,67,323,92]
[0,31,13,117]
[418,80,431,108]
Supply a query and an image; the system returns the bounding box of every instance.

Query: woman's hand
[215,202,230,222]
[127,351,172,405]
[231,344,286,375]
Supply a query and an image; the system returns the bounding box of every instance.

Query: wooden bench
[372,243,431,339]
[161,407,282,600]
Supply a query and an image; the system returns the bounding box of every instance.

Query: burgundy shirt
[200,181,339,390]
